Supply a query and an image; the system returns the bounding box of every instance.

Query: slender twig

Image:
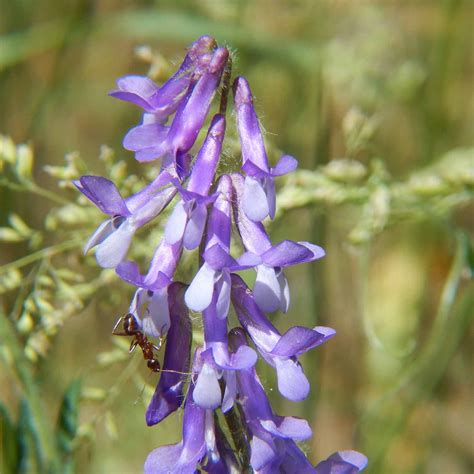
[0,238,83,274]
[218,379,251,471]
[0,179,70,205]
[0,314,61,473]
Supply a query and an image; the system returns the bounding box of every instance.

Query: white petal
[215,271,231,320]
[95,221,135,268]
[183,204,207,250]
[143,287,170,338]
[84,219,113,254]
[164,201,187,244]
[185,263,216,312]
[193,364,221,409]
[243,176,269,222]
[276,270,290,313]
[253,265,281,313]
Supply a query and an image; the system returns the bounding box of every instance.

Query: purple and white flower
[185,174,241,318]
[231,275,336,401]
[110,35,217,122]
[164,114,226,250]
[233,76,298,222]
[232,172,325,313]
[123,47,229,163]
[74,170,175,268]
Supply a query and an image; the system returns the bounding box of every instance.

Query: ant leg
[129,339,139,353]
[112,316,128,336]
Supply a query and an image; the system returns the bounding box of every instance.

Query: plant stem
[219,379,251,471]
[0,313,61,473]
[0,238,82,274]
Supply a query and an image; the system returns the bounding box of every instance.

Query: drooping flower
[233,76,298,222]
[192,287,257,411]
[232,172,325,313]
[74,171,175,268]
[231,274,336,401]
[185,174,240,318]
[110,35,217,122]
[164,114,226,250]
[123,47,229,163]
[116,237,184,336]
[228,328,313,471]
[144,348,235,474]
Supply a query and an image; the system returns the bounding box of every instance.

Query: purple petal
[272,154,298,176]
[185,263,216,312]
[250,436,277,471]
[298,241,326,260]
[232,76,270,172]
[243,176,269,222]
[132,186,177,228]
[274,358,310,401]
[124,170,173,213]
[123,123,169,152]
[143,239,182,288]
[231,274,281,352]
[203,244,238,270]
[212,342,257,371]
[135,148,169,163]
[144,443,184,474]
[261,240,314,267]
[205,175,233,251]
[270,326,336,357]
[146,284,192,425]
[315,451,368,474]
[110,75,159,111]
[279,440,318,474]
[186,114,226,196]
[75,176,129,216]
[229,345,258,369]
[169,49,228,155]
[236,251,263,268]
[261,416,312,441]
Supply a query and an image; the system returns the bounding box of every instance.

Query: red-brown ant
[112,313,163,373]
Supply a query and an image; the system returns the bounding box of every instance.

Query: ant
[112,313,163,373]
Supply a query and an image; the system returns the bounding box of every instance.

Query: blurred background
[0,1,473,473]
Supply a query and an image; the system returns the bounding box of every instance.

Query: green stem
[0,179,70,205]
[0,238,82,274]
[0,314,61,473]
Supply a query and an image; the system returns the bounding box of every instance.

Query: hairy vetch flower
[77,34,367,474]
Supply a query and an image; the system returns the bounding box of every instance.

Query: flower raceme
[77,35,367,473]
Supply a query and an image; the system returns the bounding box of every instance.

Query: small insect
[112,313,163,373]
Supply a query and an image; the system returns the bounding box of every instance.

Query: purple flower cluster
[76,36,367,473]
